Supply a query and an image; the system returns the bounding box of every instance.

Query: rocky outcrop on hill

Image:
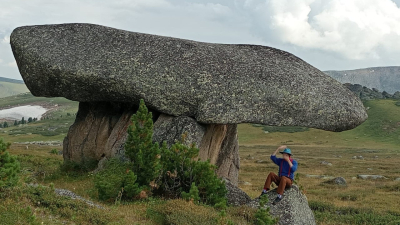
[248,185,316,225]
[11,23,368,185]
[325,67,400,94]
[343,83,400,101]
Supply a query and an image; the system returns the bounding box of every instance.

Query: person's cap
[279,148,292,155]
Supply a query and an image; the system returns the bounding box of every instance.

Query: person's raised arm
[272,145,286,156]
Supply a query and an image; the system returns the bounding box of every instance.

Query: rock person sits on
[261,145,298,205]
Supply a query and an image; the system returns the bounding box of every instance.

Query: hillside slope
[0,77,28,98]
[324,66,400,94]
[239,99,400,150]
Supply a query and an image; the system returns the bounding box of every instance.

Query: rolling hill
[324,66,400,94]
[0,76,29,98]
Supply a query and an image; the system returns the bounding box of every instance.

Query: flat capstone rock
[11,23,367,131]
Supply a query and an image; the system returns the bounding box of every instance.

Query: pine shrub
[125,99,162,187]
[181,182,200,204]
[254,195,277,225]
[160,139,227,207]
[0,139,20,188]
[94,158,141,201]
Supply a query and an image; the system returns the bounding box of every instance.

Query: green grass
[0,81,29,98]
[3,95,400,224]
[239,99,400,150]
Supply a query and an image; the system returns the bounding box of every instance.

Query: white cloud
[248,0,400,60]
[0,0,399,78]
[0,58,3,63]
[6,61,17,67]
[1,36,9,44]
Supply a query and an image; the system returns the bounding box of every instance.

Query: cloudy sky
[1,0,400,80]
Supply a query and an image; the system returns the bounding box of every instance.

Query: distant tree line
[0,117,38,128]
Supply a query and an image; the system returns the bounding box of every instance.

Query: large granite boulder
[11,23,368,185]
[11,23,367,131]
[248,186,316,225]
[223,178,251,206]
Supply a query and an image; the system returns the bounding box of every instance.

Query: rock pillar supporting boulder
[198,124,239,185]
[64,107,240,185]
[153,114,240,185]
[63,102,137,162]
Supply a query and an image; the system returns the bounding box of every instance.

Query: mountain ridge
[0,76,24,84]
[324,66,400,94]
[0,76,28,98]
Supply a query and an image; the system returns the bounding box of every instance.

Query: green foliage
[96,99,227,207]
[0,205,38,225]
[182,182,200,204]
[124,170,141,199]
[25,185,114,224]
[50,149,58,155]
[60,159,98,174]
[94,158,141,201]
[160,139,227,207]
[125,99,161,186]
[0,138,20,188]
[254,195,277,225]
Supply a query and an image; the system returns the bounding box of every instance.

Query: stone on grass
[247,185,316,225]
[357,175,388,180]
[395,178,400,181]
[323,177,347,186]
[224,178,251,206]
[320,161,332,166]
[306,174,335,179]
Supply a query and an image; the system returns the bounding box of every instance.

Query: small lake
[0,105,48,121]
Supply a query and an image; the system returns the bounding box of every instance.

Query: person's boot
[260,189,269,197]
[272,195,282,205]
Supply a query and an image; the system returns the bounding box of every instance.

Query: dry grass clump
[146,198,255,225]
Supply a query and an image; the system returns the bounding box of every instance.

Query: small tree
[94,158,140,201]
[28,117,33,123]
[0,139,20,188]
[14,120,17,126]
[21,117,25,124]
[160,138,227,206]
[3,122,8,128]
[125,99,161,186]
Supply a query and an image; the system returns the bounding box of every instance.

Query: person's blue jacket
[270,155,298,180]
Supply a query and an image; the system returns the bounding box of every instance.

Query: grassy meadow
[0,81,29,98]
[1,95,400,224]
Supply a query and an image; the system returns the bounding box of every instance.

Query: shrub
[159,139,227,207]
[182,182,200,204]
[50,149,58,155]
[254,195,277,225]
[0,139,20,188]
[125,99,161,187]
[94,158,141,201]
